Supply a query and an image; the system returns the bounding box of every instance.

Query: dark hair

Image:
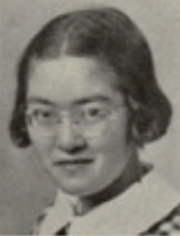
[9,7,172,148]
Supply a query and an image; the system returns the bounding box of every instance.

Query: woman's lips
[53,158,93,165]
[53,158,94,172]
[52,151,95,171]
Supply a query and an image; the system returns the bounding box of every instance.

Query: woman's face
[27,56,133,196]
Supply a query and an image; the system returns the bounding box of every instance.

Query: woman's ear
[131,117,158,148]
[128,98,159,147]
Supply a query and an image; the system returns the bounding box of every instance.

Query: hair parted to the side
[9,7,172,148]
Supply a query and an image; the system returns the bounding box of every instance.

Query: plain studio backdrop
[0,0,180,234]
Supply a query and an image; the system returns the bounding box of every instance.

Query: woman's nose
[56,119,86,153]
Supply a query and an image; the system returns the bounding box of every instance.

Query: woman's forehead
[27,56,124,106]
[28,56,117,80]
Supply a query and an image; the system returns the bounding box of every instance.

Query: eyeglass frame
[25,99,127,135]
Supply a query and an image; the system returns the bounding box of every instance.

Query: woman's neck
[73,157,147,216]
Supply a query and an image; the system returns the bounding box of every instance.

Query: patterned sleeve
[32,207,49,235]
[142,204,180,235]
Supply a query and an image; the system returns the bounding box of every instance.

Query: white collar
[38,168,180,235]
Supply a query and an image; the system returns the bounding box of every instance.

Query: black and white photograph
[0,0,180,235]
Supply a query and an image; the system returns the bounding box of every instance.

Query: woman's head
[10,7,172,148]
[9,7,172,196]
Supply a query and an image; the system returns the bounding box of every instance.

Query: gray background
[0,0,180,234]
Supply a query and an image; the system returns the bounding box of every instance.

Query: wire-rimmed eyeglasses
[25,101,126,134]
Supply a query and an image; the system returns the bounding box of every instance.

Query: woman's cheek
[28,128,54,154]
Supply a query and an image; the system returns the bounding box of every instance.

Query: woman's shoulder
[142,204,180,235]
[33,192,72,234]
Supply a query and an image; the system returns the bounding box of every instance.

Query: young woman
[10,7,180,235]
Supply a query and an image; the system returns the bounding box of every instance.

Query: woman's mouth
[55,159,93,165]
[53,158,94,171]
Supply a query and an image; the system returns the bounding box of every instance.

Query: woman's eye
[33,110,55,122]
[88,108,102,116]
[84,106,109,121]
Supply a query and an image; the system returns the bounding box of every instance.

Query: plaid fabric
[33,208,49,234]
[142,205,180,235]
[55,223,71,235]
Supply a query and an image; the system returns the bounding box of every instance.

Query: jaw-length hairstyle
[10,7,172,148]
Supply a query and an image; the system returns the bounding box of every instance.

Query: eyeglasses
[26,101,126,133]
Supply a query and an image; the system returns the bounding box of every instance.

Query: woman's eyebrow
[27,97,55,106]
[27,95,112,107]
[73,95,111,106]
